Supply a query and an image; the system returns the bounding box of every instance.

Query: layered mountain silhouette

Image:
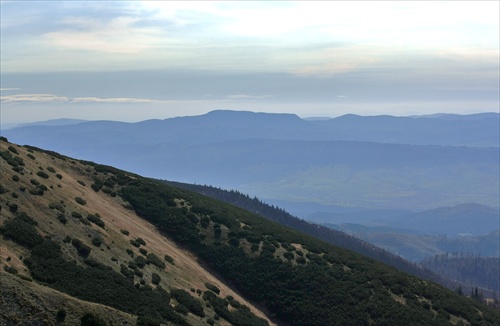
[3,110,499,212]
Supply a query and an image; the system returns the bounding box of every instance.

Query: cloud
[0,93,167,104]
[0,88,21,91]
[226,94,272,100]
[0,94,69,103]
[43,16,162,54]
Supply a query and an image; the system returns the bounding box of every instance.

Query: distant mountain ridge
[3,110,499,212]
[5,110,499,147]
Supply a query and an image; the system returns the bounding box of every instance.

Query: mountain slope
[0,139,271,326]
[1,138,499,325]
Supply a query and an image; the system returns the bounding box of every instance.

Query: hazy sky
[1,1,499,124]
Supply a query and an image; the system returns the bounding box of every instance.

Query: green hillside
[1,138,499,325]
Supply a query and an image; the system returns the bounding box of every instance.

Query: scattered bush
[75,197,87,205]
[87,214,105,228]
[164,254,175,265]
[8,203,18,213]
[56,173,63,179]
[152,273,161,285]
[11,175,19,182]
[205,282,220,295]
[57,213,68,224]
[36,171,49,179]
[92,237,103,247]
[8,146,18,154]
[71,211,83,219]
[121,229,130,236]
[171,288,205,317]
[77,180,86,187]
[147,253,166,269]
[139,248,148,256]
[130,239,141,248]
[47,166,56,173]
[71,238,91,258]
[4,265,18,274]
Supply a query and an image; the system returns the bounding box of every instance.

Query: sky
[1,1,499,125]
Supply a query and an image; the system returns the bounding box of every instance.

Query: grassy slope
[0,140,272,326]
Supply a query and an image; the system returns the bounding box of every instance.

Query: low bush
[71,238,91,258]
[36,171,49,179]
[75,197,87,205]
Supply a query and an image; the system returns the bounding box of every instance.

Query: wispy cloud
[1,94,165,104]
[43,17,161,54]
[226,94,272,100]
[1,94,69,103]
[0,88,21,91]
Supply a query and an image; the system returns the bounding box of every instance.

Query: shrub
[136,237,146,246]
[171,288,205,317]
[135,255,147,268]
[36,171,49,179]
[147,253,166,269]
[11,175,19,182]
[9,203,18,213]
[92,237,103,247]
[47,166,56,173]
[27,153,36,160]
[91,180,103,192]
[139,248,148,256]
[205,282,220,295]
[164,254,175,265]
[87,214,105,228]
[130,239,141,247]
[75,197,87,205]
[77,180,86,187]
[71,211,83,219]
[56,173,63,179]
[151,273,161,285]
[57,213,68,224]
[8,146,18,154]
[49,202,64,211]
[56,309,66,322]
[80,312,106,326]
[4,265,18,274]
[0,213,43,248]
[71,238,91,258]
[121,229,130,236]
